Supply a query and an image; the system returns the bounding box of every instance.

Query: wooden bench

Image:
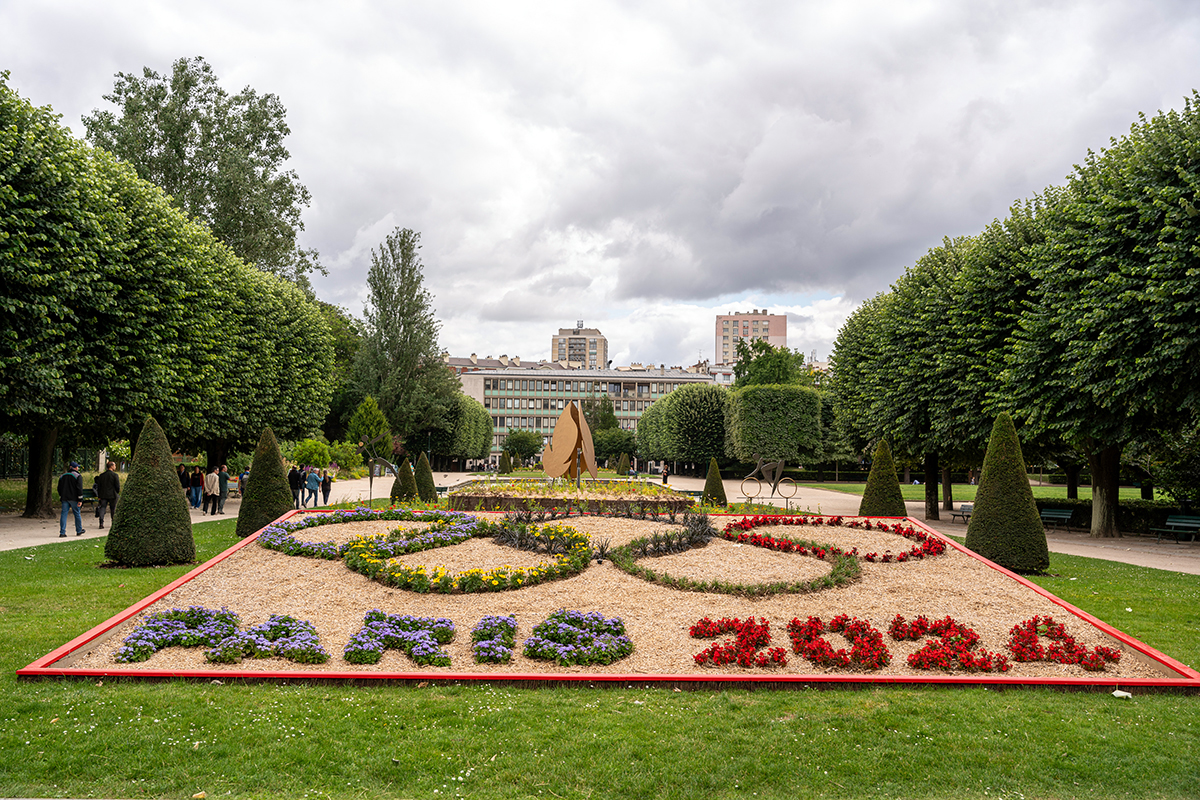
[1040,508,1075,532]
[80,488,98,508]
[951,503,973,524]
[1150,515,1200,544]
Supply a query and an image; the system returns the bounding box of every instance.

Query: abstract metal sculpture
[746,453,787,497]
[541,400,598,484]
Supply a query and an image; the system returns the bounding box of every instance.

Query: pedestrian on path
[57,461,86,538]
[203,466,219,515]
[305,468,320,507]
[288,466,303,509]
[320,470,331,505]
[190,466,204,508]
[94,460,121,529]
[217,465,230,514]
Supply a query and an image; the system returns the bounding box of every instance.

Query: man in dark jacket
[94,460,121,529]
[287,466,303,509]
[217,465,230,514]
[58,461,86,538]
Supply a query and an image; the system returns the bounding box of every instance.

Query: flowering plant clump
[205,615,330,664]
[471,615,518,664]
[342,610,456,666]
[345,521,591,594]
[612,520,861,597]
[259,509,484,560]
[690,616,788,668]
[1007,615,1122,672]
[722,514,946,563]
[114,606,241,662]
[787,614,891,670]
[522,609,633,666]
[889,614,1010,673]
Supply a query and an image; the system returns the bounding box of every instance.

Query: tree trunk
[942,466,954,511]
[1140,478,1154,501]
[1064,463,1081,500]
[205,438,230,471]
[1088,445,1123,538]
[903,465,910,484]
[24,424,60,519]
[923,452,939,520]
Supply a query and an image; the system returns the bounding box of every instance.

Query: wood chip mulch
[65,514,1171,680]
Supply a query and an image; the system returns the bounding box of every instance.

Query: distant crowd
[288,466,332,508]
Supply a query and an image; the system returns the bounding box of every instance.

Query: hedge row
[1032,497,1187,536]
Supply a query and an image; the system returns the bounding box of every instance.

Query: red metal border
[18,512,1200,689]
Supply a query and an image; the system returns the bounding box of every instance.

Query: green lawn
[804,482,1147,503]
[1,516,1197,799]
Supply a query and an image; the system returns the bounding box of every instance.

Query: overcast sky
[4,1,1199,367]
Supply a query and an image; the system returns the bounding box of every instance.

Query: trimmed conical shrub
[391,458,417,503]
[859,440,907,517]
[236,427,295,538]
[106,416,194,566]
[415,452,438,503]
[702,457,727,507]
[966,413,1049,574]
[616,452,630,475]
[499,451,512,474]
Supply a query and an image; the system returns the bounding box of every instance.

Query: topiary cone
[236,427,295,538]
[616,452,630,475]
[106,416,194,566]
[415,451,437,503]
[391,457,417,503]
[702,457,727,507]
[965,413,1049,574]
[859,439,907,517]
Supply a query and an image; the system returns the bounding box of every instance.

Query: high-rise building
[551,322,608,369]
[716,309,787,364]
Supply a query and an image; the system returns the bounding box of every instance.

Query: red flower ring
[889,614,1010,673]
[722,515,946,563]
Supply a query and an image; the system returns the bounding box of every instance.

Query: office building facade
[715,309,787,364]
[551,322,608,369]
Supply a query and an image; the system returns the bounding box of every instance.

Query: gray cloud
[3,0,1198,365]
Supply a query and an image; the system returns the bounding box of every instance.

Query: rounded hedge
[106,416,194,566]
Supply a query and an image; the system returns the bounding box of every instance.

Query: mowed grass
[0,515,1197,799]
[805,482,1147,503]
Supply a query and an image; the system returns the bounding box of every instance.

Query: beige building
[716,309,787,364]
[551,322,608,369]
[460,366,715,461]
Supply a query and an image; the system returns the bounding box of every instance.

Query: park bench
[1039,508,1076,532]
[1150,515,1200,544]
[951,503,973,524]
[80,488,98,508]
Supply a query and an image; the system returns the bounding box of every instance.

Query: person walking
[178,464,189,498]
[95,460,121,529]
[305,468,320,508]
[288,466,303,509]
[189,466,204,508]
[58,461,86,538]
[203,466,219,515]
[320,470,331,505]
[216,464,230,514]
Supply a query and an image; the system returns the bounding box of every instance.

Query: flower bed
[449,478,691,515]
[114,606,328,665]
[723,515,946,563]
[343,610,456,666]
[522,609,634,666]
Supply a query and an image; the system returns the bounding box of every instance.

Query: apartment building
[715,309,787,364]
[460,367,715,461]
[551,322,608,369]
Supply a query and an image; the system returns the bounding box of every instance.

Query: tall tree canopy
[733,339,814,387]
[83,56,319,283]
[355,227,460,447]
[1,76,331,516]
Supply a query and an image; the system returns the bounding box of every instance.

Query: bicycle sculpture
[741,453,797,501]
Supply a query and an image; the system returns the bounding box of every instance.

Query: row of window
[485,397,654,413]
[483,378,680,395]
[492,416,638,435]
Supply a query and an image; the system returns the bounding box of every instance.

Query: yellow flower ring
[343,520,592,594]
